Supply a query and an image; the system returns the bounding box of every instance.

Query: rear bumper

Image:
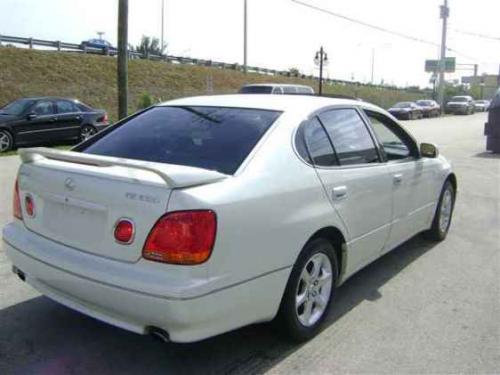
[3,222,288,342]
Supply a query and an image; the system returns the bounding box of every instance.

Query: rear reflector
[25,195,35,217]
[13,179,22,220]
[143,210,216,265]
[114,219,135,244]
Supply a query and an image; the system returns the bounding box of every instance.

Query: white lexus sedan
[2,95,456,343]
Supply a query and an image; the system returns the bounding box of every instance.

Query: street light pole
[437,0,449,111]
[243,0,248,73]
[117,0,129,119]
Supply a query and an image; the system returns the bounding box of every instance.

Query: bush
[138,91,153,109]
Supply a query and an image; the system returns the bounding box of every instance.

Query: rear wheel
[424,180,455,241]
[80,125,97,142]
[275,238,338,342]
[0,130,13,153]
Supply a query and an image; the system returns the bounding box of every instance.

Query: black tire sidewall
[277,238,339,342]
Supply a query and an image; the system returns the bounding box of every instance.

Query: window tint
[366,113,411,160]
[83,106,281,175]
[272,87,283,94]
[239,86,273,94]
[56,100,79,114]
[1,99,35,116]
[319,109,379,165]
[302,118,336,166]
[32,101,54,116]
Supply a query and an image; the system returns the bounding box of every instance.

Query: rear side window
[302,118,337,166]
[283,86,298,94]
[319,109,379,165]
[56,100,79,114]
[82,106,281,175]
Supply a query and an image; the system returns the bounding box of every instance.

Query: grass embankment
[0,47,424,122]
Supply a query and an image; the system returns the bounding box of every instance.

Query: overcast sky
[0,0,498,87]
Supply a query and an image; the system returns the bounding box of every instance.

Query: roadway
[0,112,498,374]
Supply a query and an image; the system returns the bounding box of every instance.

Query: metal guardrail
[0,34,418,93]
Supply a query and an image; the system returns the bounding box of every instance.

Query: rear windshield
[451,97,468,102]
[239,86,274,94]
[82,106,281,175]
[394,102,412,108]
[417,100,432,106]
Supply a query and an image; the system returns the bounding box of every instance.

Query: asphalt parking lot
[0,112,499,374]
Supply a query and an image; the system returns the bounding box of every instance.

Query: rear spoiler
[18,148,228,188]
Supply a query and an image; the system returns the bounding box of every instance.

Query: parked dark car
[445,96,476,115]
[81,39,117,55]
[388,102,423,120]
[0,97,109,153]
[416,99,441,118]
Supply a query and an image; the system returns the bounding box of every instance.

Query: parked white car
[2,95,456,343]
[239,83,315,95]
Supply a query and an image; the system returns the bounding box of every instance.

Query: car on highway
[0,97,109,153]
[239,83,315,95]
[416,99,441,118]
[2,95,456,343]
[445,96,476,115]
[81,38,117,55]
[473,100,490,112]
[388,102,424,120]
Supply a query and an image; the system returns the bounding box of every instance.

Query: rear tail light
[143,210,216,265]
[13,179,22,220]
[103,113,109,124]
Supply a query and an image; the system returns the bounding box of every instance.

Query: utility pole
[161,0,165,54]
[437,0,449,111]
[243,0,248,73]
[117,0,129,119]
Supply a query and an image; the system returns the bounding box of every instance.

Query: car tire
[275,238,338,342]
[80,125,97,142]
[0,130,14,153]
[423,180,455,242]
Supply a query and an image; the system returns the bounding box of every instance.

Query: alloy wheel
[0,131,12,152]
[81,126,97,141]
[295,252,333,327]
[439,188,453,233]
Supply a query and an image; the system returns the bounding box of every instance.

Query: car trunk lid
[17,148,227,262]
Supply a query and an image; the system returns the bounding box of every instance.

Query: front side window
[283,86,297,94]
[32,101,54,116]
[82,106,281,175]
[365,111,413,161]
[319,109,379,165]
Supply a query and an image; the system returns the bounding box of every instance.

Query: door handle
[393,174,403,185]
[332,186,348,200]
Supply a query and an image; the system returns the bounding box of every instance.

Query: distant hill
[0,47,424,121]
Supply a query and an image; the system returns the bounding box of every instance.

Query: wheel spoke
[317,271,332,288]
[302,300,313,323]
[315,294,327,308]
[296,291,307,308]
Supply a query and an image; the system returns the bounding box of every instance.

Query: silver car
[3,95,456,343]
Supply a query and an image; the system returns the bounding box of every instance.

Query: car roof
[161,94,378,114]
[17,97,80,102]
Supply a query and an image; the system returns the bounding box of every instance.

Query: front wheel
[80,125,97,142]
[275,238,338,342]
[0,130,14,153]
[423,180,455,241]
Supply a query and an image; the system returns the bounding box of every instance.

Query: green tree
[136,36,167,56]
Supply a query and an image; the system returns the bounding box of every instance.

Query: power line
[452,29,500,42]
[290,0,484,62]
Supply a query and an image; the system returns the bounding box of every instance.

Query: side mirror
[420,143,439,158]
[26,112,37,120]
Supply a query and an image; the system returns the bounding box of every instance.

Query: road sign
[425,57,456,73]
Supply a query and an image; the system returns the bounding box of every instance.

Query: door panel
[55,100,84,140]
[315,165,393,273]
[15,101,58,145]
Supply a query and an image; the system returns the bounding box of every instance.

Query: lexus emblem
[64,177,76,191]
